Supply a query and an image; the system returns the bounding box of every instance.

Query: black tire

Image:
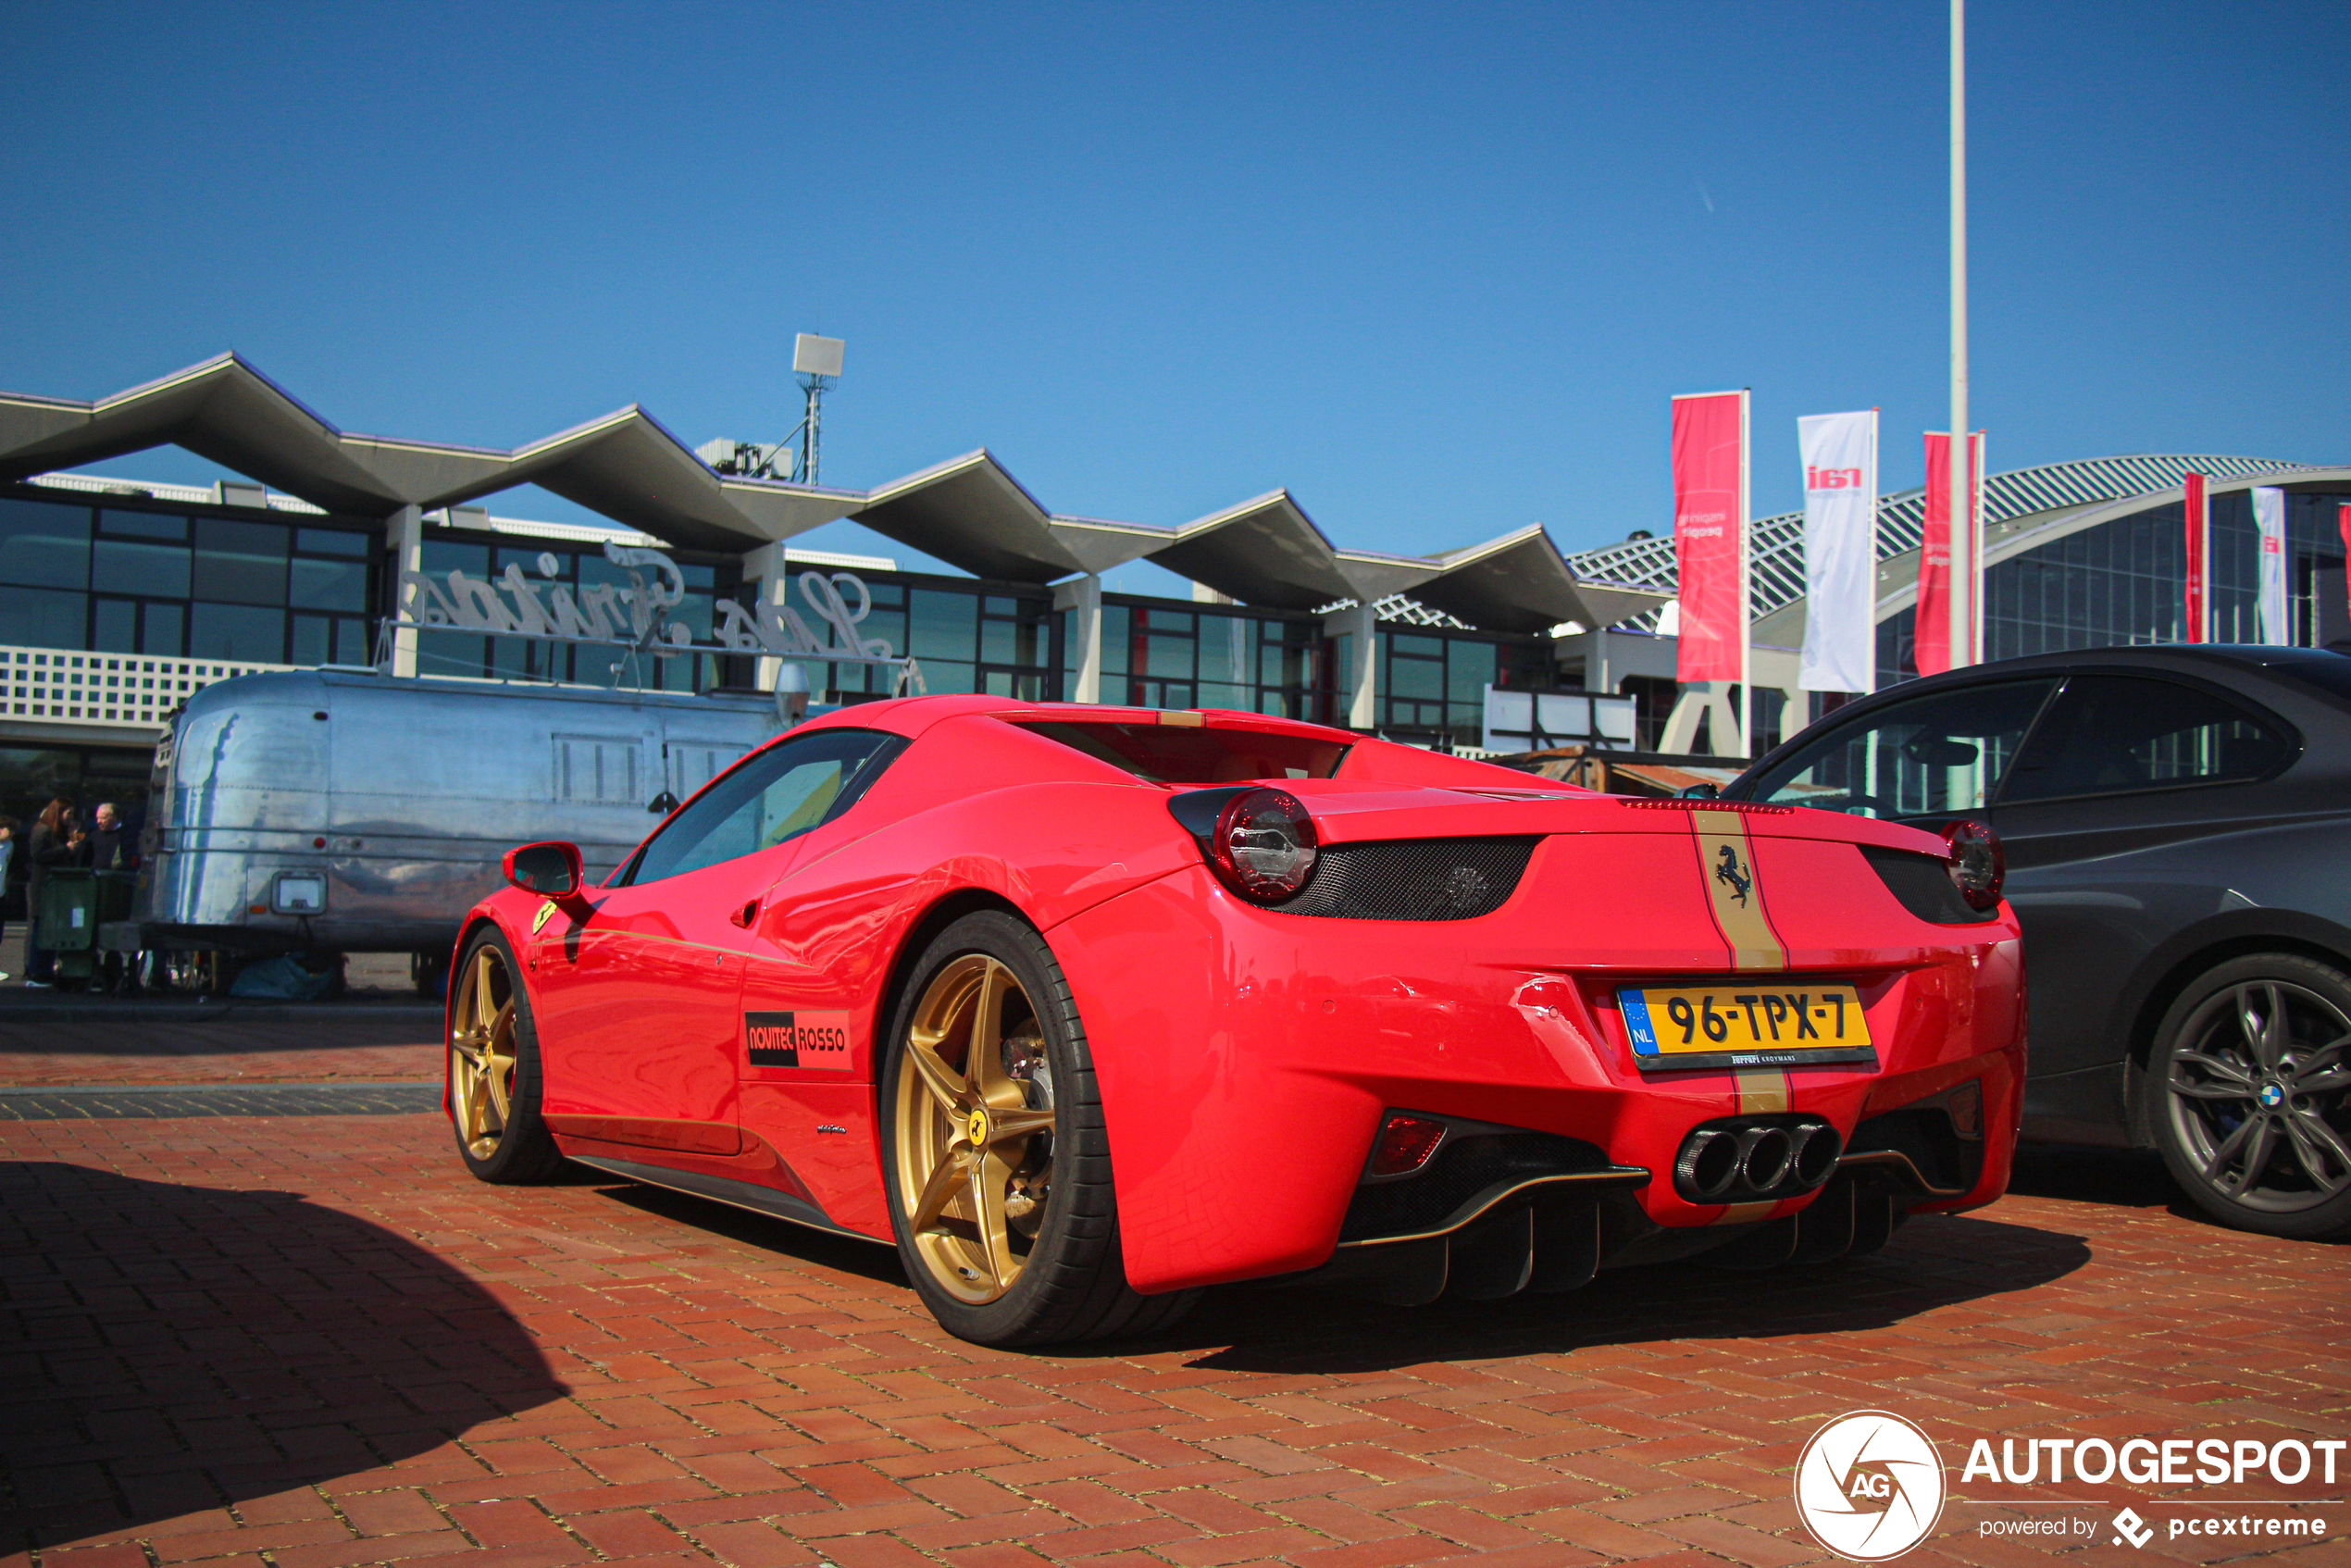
[448,928,566,1185]
[2150,952,2351,1240]
[879,911,1198,1347]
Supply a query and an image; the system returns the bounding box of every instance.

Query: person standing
[0,817,17,982]
[25,798,81,988]
[84,802,133,872]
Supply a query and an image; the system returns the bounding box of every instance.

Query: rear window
[1014,721,1350,784]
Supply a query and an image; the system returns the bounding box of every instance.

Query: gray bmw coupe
[1722,645,2351,1240]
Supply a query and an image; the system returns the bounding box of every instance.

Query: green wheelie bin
[37,869,138,991]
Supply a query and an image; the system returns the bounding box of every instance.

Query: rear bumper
[1054,859,2025,1295]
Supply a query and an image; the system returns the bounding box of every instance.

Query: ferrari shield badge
[531,899,558,935]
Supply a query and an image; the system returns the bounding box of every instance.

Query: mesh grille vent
[1275,837,1537,921]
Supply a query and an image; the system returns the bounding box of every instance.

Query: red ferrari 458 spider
[446,695,2024,1346]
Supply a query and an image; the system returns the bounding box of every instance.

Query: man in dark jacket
[25,798,81,987]
[83,802,133,873]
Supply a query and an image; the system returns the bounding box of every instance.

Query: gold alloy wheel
[892,954,1058,1304]
[450,946,520,1160]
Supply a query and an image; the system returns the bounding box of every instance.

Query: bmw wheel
[881,911,1196,1347]
[448,927,566,1185]
[2151,952,2351,1239]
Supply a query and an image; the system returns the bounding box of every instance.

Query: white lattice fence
[0,646,298,729]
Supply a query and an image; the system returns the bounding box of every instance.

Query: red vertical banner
[1916,431,1983,676]
[2340,504,2351,627]
[2183,471,2208,643]
[1672,391,1748,685]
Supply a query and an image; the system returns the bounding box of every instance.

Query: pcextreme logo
[1794,1411,1947,1562]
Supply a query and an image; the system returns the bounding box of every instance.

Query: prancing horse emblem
[1713,845,1753,907]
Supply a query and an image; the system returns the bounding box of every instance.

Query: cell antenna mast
[692,332,847,486]
[792,333,845,486]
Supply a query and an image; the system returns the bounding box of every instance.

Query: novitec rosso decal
[744,1010,853,1070]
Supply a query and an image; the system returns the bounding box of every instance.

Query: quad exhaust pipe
[1673,1116,1842,1204]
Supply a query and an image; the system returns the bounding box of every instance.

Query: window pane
[1389,655,1443,701]
[1197,616,1250,685]
[143,603,184,656]
[1748,678,2059,818]
[291,556,368,611]
[292,614,332,666]
[0,588,86,646]
[423,541,491,579]
[188,603,285,662]
[1099,606,1130,676]
[908,590,977,661]
[297,527,370,557]
[2000,676,2291,803]
[334,617,370,665]
[919,659,976,694]
[1447,641,1497,704]
[93,537,192,598]
[193,518,289,605]
[94,599,137,653]
[631,730,899,884]
[1142,633,1193,678]
[0,500,92,590]
[100,509,187,542]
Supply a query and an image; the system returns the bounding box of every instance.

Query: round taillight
[1943,818,2005,911]
[1209,787,1318,903]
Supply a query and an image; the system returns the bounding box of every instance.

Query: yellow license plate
[1620,983,1873,1066]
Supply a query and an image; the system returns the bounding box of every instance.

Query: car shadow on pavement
[591,1180,911,1287]
[2008,1144,2187,1209]
[0,1161,567,1550]
[1163,1210,2093,1375]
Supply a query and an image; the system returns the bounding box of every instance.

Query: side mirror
[1676,782,1722,801]
[504,840,583,898]
[647,791,680,815]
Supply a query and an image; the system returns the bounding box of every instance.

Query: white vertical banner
[1797,410,1878,693]
[2253,486,2290,645]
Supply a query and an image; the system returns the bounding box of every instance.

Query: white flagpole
[1739,388,1752,757]
[1948,0,1972,673]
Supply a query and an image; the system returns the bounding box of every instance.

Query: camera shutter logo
[1794,1411,1947,1561]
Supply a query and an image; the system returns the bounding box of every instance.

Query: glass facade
[1876,487,2351,687]
[409,527,740,693]
[0,495,375,665]
[1076,600,1331,718]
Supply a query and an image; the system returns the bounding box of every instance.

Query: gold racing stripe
[1690,808,1786,972]
[1715,1051,1795,1226]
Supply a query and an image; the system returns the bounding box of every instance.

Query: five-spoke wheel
[892,952,1060,1303]
[2154,953,2351,1238]
[447,928,565,1184]
[881,912,1197,1345]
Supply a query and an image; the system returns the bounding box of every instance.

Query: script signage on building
[396,541,902,664]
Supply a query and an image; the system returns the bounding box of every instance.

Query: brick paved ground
[3,1103,2345,1566]
[0,1019,439,1087]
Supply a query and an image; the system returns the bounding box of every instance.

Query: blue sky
[4,1,2344,590]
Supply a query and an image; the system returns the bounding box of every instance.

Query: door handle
[729,898,760,929]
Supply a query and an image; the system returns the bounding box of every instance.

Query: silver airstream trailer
[131,669,791,985]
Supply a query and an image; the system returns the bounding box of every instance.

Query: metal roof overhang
[1147,490,1356,610]
[1409,524,1672,634]
[0,353,862,551]
[852,451,1087,581]
[1046,515,1175,576]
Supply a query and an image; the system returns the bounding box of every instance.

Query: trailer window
[622,729,903,886]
